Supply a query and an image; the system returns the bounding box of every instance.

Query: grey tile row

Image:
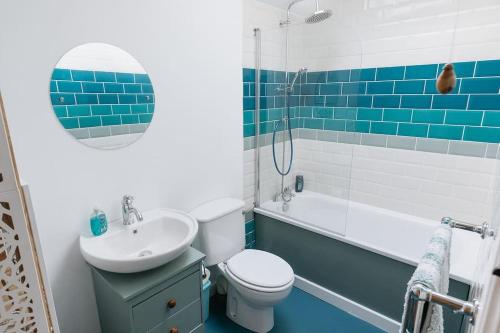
[68,124,149,140]
[245,129,500,159]
[244,129,299,150]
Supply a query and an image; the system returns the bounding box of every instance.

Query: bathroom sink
[79,208,198,273]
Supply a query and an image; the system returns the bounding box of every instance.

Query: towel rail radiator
[441,217,496,239]
[402,284,479,332]
[402,217,497,332]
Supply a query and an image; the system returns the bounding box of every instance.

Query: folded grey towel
[400,225,452,333]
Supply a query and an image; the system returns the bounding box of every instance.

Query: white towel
[400,225,452,333]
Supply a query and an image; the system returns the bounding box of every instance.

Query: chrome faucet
[282,186,295,203]
[273,186,295,203]
[122,195,143,225]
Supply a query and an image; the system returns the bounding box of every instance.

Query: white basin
[79,208,198,273]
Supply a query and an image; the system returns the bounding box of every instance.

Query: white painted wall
[0,0,243,332]
[56,42,147,73]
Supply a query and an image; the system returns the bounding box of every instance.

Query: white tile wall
[244,148,256,207]
[243,0,306,71]
[491,163,500,230]
[351,143,496,224]
[293,139,353,200]
[244,139,297,208]
[243,0,285,70]
[245,140,498,224]
[251,0,500,71]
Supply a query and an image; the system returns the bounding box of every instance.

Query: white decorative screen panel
[1,191,40,332]
[0,117,16,193]
[0,103,52,332]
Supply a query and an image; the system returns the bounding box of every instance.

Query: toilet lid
[226,250,294,288]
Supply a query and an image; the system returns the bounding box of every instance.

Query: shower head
[305,9,332,24]
[305,1,332,24]
[280,0,332,26]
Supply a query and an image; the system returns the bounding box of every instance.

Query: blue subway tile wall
[243,59,500,144]
[50,69,154,135]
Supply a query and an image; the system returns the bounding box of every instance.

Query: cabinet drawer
[133,272,200,332]
[148,299,202,333]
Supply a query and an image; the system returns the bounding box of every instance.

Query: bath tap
[273,187,295,204]
[282,186,295,203]
[122,195,143,225]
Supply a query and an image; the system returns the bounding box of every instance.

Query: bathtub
[257,190,480,284]
[254,190,481,332]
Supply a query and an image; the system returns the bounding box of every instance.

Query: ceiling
[257,0,323,16]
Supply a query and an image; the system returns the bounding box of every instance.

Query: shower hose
[272,104,293,176]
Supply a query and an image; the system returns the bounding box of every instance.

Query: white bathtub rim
[254,207,472,285]
[263,190,439,228]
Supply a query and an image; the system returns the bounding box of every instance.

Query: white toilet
[190,198,294,333]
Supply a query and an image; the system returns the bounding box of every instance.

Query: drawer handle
[170,328,179,333]
[166,299,177,309]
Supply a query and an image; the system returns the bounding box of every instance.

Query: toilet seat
[225,249,294,292]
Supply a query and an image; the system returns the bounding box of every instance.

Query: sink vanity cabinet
[91,248,205,333]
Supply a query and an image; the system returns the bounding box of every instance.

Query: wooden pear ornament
[436,63,456,94]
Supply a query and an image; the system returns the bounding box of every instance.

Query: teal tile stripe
[245,220,256,249]
[243,59,500,144]
[51,69,155,136]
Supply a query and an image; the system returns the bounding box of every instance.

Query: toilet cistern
[122,194,143,225]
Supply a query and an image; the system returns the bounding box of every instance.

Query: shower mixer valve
[272,186,295,205]
[282,186,295,202]
[273,187,295,203]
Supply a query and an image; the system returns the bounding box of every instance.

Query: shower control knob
[166,299,176,309]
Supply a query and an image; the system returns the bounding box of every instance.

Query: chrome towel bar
[441,217,496,239]
[411,284,478,318]
[402,284,479,332]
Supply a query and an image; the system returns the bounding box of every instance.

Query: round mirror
[49,43,155,149]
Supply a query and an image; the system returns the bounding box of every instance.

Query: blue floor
[205,287,386,333]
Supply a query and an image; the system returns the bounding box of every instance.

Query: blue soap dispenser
[90,208,108,236]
